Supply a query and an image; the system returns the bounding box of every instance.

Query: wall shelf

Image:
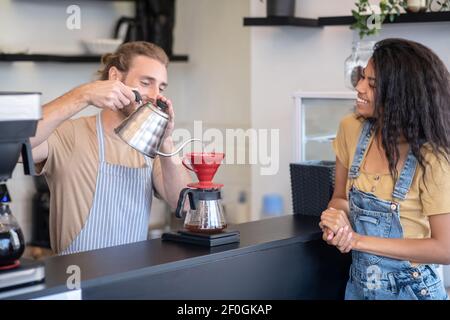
[320,11,450,26]
[244,11,450,27]
[243,17,320,27]
[7,1,186,63]
[0,53,189,63]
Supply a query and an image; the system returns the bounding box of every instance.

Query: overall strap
[392,150,418,200]
[348,120,374,179]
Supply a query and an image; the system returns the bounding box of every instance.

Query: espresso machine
[162,152,240,246]
[0,92,45,293]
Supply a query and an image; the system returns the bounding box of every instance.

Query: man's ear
[108,66,123,81]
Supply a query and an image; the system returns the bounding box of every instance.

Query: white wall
[171,0,252,224]
[4,0,450,243]
[0,0,251,241]
[249,0,450,220]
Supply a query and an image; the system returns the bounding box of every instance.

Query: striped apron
[61,113,152,255]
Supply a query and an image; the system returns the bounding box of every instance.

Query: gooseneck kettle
[115,91,199,158]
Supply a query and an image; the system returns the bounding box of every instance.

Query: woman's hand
[319,221,334,241]
[320,207,351,234]
[325,225,355,253]
[320,207,356,253]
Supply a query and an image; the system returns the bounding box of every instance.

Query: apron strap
[96,113,106,162]
[144,155,152,167]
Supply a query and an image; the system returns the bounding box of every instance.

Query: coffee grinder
[162,152,240,246]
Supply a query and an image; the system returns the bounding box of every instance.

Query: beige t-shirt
[37,115,161,254]
[333,113,450,239]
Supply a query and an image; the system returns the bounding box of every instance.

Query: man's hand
[80,80,137,111]
[157,95,175,151]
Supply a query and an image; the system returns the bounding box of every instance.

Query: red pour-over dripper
[182,152,225,189]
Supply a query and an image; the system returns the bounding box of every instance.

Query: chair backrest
[289,161,336,216]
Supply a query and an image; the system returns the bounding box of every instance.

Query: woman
[320,38,450,300]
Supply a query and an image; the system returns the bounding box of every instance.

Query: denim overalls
[345,120,448,300]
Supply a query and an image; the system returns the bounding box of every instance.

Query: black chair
[289,161,336,216]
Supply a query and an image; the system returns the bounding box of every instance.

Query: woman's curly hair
[370,38,450,181]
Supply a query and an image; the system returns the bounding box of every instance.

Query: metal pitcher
[114,99,199,158]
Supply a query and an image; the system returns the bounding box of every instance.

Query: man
[31,42,192,255]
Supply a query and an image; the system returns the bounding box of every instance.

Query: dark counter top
[6,214,343,299]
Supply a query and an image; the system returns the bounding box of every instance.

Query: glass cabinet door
[294,92,356,161]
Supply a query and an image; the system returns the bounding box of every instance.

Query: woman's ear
[108,66,122,81]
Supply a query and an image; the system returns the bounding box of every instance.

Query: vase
[266,0,296,17]
[428,0,449,11]
[344,41,376,90]
[406,0,429,13]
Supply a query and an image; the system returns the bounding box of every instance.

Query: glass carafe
[344,41,375,90]
[184,196,227,234]
[176,188,227,234]
[0,196,25,267]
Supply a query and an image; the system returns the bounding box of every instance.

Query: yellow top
[333,113,450,239]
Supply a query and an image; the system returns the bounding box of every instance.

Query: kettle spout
[156,138,201,157]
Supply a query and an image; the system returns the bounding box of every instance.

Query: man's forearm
[30,84,89,148]
[158,137,193,210]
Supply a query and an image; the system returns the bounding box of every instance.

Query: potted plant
[351,0,407,39]
[352,0,450,39]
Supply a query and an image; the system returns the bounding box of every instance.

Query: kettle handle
[175,188,191,219]
[132,90,142,104]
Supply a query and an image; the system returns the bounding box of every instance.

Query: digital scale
[0,259,46,298]
[162,229,240,247]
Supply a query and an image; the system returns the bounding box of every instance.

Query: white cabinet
[293,91,356,162]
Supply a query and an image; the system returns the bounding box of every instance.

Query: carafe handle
[175,188,191,219]
[182,157,196,172]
